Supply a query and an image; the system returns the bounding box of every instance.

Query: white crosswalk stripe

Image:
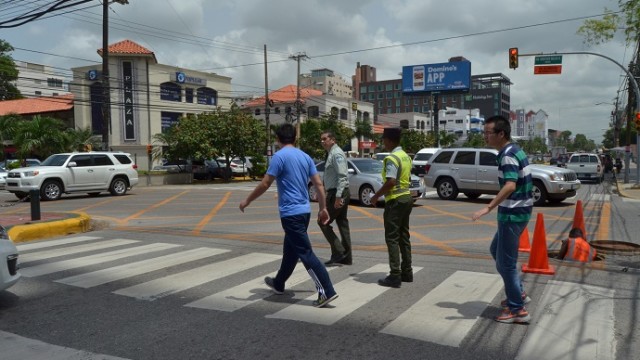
[18,236,619,358]
[16,235,101,251]
[113,252,281,301]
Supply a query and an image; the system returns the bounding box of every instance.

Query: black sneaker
[264,276,283,295]
[401,272,413,282]
[312,294,339,308]
[337,257,352,265]
[378,275,401,288]
[324,254,347,266]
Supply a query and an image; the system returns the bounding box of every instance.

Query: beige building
[70,39,232,170]
[299,68,353,99]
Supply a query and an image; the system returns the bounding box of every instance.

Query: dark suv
[193,159,231,180]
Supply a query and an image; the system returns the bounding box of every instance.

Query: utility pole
[264,44,270,166]
[289,52,308,147]
[101,0,129,151]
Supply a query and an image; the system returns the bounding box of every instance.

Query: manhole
[547,250,605,261]
[590,240,640,255]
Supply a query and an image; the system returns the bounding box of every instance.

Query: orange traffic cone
[522,213,556,275]
[572,200,587,240]
[518,228,531,253]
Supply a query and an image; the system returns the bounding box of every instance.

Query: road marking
[0,330,129,360]
[57,247,228,288]
[192,191,231,235]
[21,243,181,277]
[380,270,502,347]
[114,252,281,301]
[19,239,139,263]
[515,280,616,360]
[16,235,101,251]
[266,264,422,326]
[185,265,335,312]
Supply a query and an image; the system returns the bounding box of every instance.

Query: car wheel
[359,185,375,206]
[109,177,128,196]
[308,183,318,202]
[463,192,481,200]
[435,178,459,200]
[40,179,62,201]
[532,180,548,206]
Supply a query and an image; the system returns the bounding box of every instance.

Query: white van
[412,147,440,176]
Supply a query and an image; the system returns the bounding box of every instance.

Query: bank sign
[402,61,471,93]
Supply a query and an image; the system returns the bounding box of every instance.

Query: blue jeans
[273,213,336,300]
[490,220,528,311]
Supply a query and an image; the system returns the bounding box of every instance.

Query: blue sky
[0,0,630,143]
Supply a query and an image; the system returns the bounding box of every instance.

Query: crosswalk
[15,236,618,359]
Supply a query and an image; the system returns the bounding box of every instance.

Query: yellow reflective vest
[381,149,412,201]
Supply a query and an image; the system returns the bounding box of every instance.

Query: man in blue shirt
[472,115,533,324]
[240,124,338,308]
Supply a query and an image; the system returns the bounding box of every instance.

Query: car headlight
[23,170,39,177]
[549,173,563,181]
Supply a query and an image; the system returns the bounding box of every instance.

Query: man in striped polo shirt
[472,115,533,324]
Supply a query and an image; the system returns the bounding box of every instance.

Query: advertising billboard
[402,61,471,93]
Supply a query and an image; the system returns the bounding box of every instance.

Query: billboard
[402,61,471,93]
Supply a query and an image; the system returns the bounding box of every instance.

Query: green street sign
[535,55,563,65]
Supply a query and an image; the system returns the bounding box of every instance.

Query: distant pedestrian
[318,130,352,266]
[472,115,533,324]
[370,127,414,288]
[239,124,338,308]
[557,228,597,262]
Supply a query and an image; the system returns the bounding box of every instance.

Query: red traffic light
[509,47,519,69]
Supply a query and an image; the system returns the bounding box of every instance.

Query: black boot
[378,275,401,288]
[401,272,413,282]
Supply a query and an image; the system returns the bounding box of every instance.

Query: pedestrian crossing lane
[114,252,281,301]
[19,239,139,263]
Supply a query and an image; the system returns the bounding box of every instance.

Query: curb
[7,212,92,243]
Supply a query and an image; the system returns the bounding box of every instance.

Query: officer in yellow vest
[371,127,414,288]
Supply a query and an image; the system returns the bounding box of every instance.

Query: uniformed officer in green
[319,130,352,266]
[371,127,413,288]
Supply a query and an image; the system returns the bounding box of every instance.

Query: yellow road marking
[596,201,610,240]
[119,190,190,226]
[192,191,231,235]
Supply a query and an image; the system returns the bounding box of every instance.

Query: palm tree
[12,115,67,159]
[0,114,20,159]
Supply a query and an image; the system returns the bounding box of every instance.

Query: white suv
[6,152,139,201]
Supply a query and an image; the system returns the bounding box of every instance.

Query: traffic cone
[518,228,531,253]
[522,213,556,275]
[572,200,587,240]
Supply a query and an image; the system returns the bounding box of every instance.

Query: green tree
[0,114,20,159]
[577,1,640,46]
[400,129,433,154]
[438,131,457,148]
[463,133,486,148]
[300,115,354,160]
[12,115,67,159]
[0,39,21,100]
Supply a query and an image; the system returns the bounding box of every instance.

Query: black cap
[382,127,401,142]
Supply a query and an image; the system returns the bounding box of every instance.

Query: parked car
[0,168,7,191]
[0,225,20,292]
[309,157,423,206]
[565,153,604,183]
[153,159,192,173]
[0,158,41,170]
[412,147,440,176]
[424,148,581,206]
[5,152,139,201]
[217,157,252,177]
[192,159,232,180]
[373,152,389,161]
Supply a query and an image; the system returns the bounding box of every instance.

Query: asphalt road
[1,179,639,359]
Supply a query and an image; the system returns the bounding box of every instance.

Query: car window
[351,159,383,174]
[114,154,132,164]
[414,153,433,161]
[589,155,599,163]
[93,155,114,166]
[453,151,476,165]
[479,151,497,166]
[41,154,70,166]
[26,159,41,166]
[433,151,454,164]
[71,154,92,167]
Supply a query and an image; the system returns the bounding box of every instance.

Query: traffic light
[635,112,640,129]
[509,47,519,69]
[146,144,152,155]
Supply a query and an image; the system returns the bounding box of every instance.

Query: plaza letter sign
[402,61,471,93]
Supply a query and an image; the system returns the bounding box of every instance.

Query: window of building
[275,107,281,114]
[368,85,375,92]
[360,86,367,94]
[387,100,392,106]
[388,108,394,114]
[185,88,194,103]
[196,87,217,105]
[35,90,41,95]
[386,92,393,99]
[47,77,63,88]
[254,108,261,115]
[160,82,181,102]
[385,84,393,91]
[455,119,463,124]
[377,93,384,99]
[405,99,410,106]
[396,99,401,106]
[340,108,348,120]
[413,106,420,112]
[413,99,418,105]
[308,106,320,117]
[377,85,383,91]
[394,83,401,90]
[369,93,375,100]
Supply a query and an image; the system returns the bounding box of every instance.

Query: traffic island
[6,212,91,243]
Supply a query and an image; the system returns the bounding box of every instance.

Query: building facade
[70,39,232,170]
[14,61,70,98]
[299,68,352,99]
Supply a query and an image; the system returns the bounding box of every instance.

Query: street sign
[535,55,563,65]
[534,65,562,75]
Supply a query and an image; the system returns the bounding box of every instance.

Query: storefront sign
[123,61,136,141]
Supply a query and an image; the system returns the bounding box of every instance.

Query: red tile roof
[244,85,323,107]
[98,39,157,63]
[0,94,74,116]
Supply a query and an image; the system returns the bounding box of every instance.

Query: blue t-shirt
[267,146,317,218]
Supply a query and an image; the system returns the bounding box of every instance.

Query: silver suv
[424,148,581,206]
[6,152,139,201]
